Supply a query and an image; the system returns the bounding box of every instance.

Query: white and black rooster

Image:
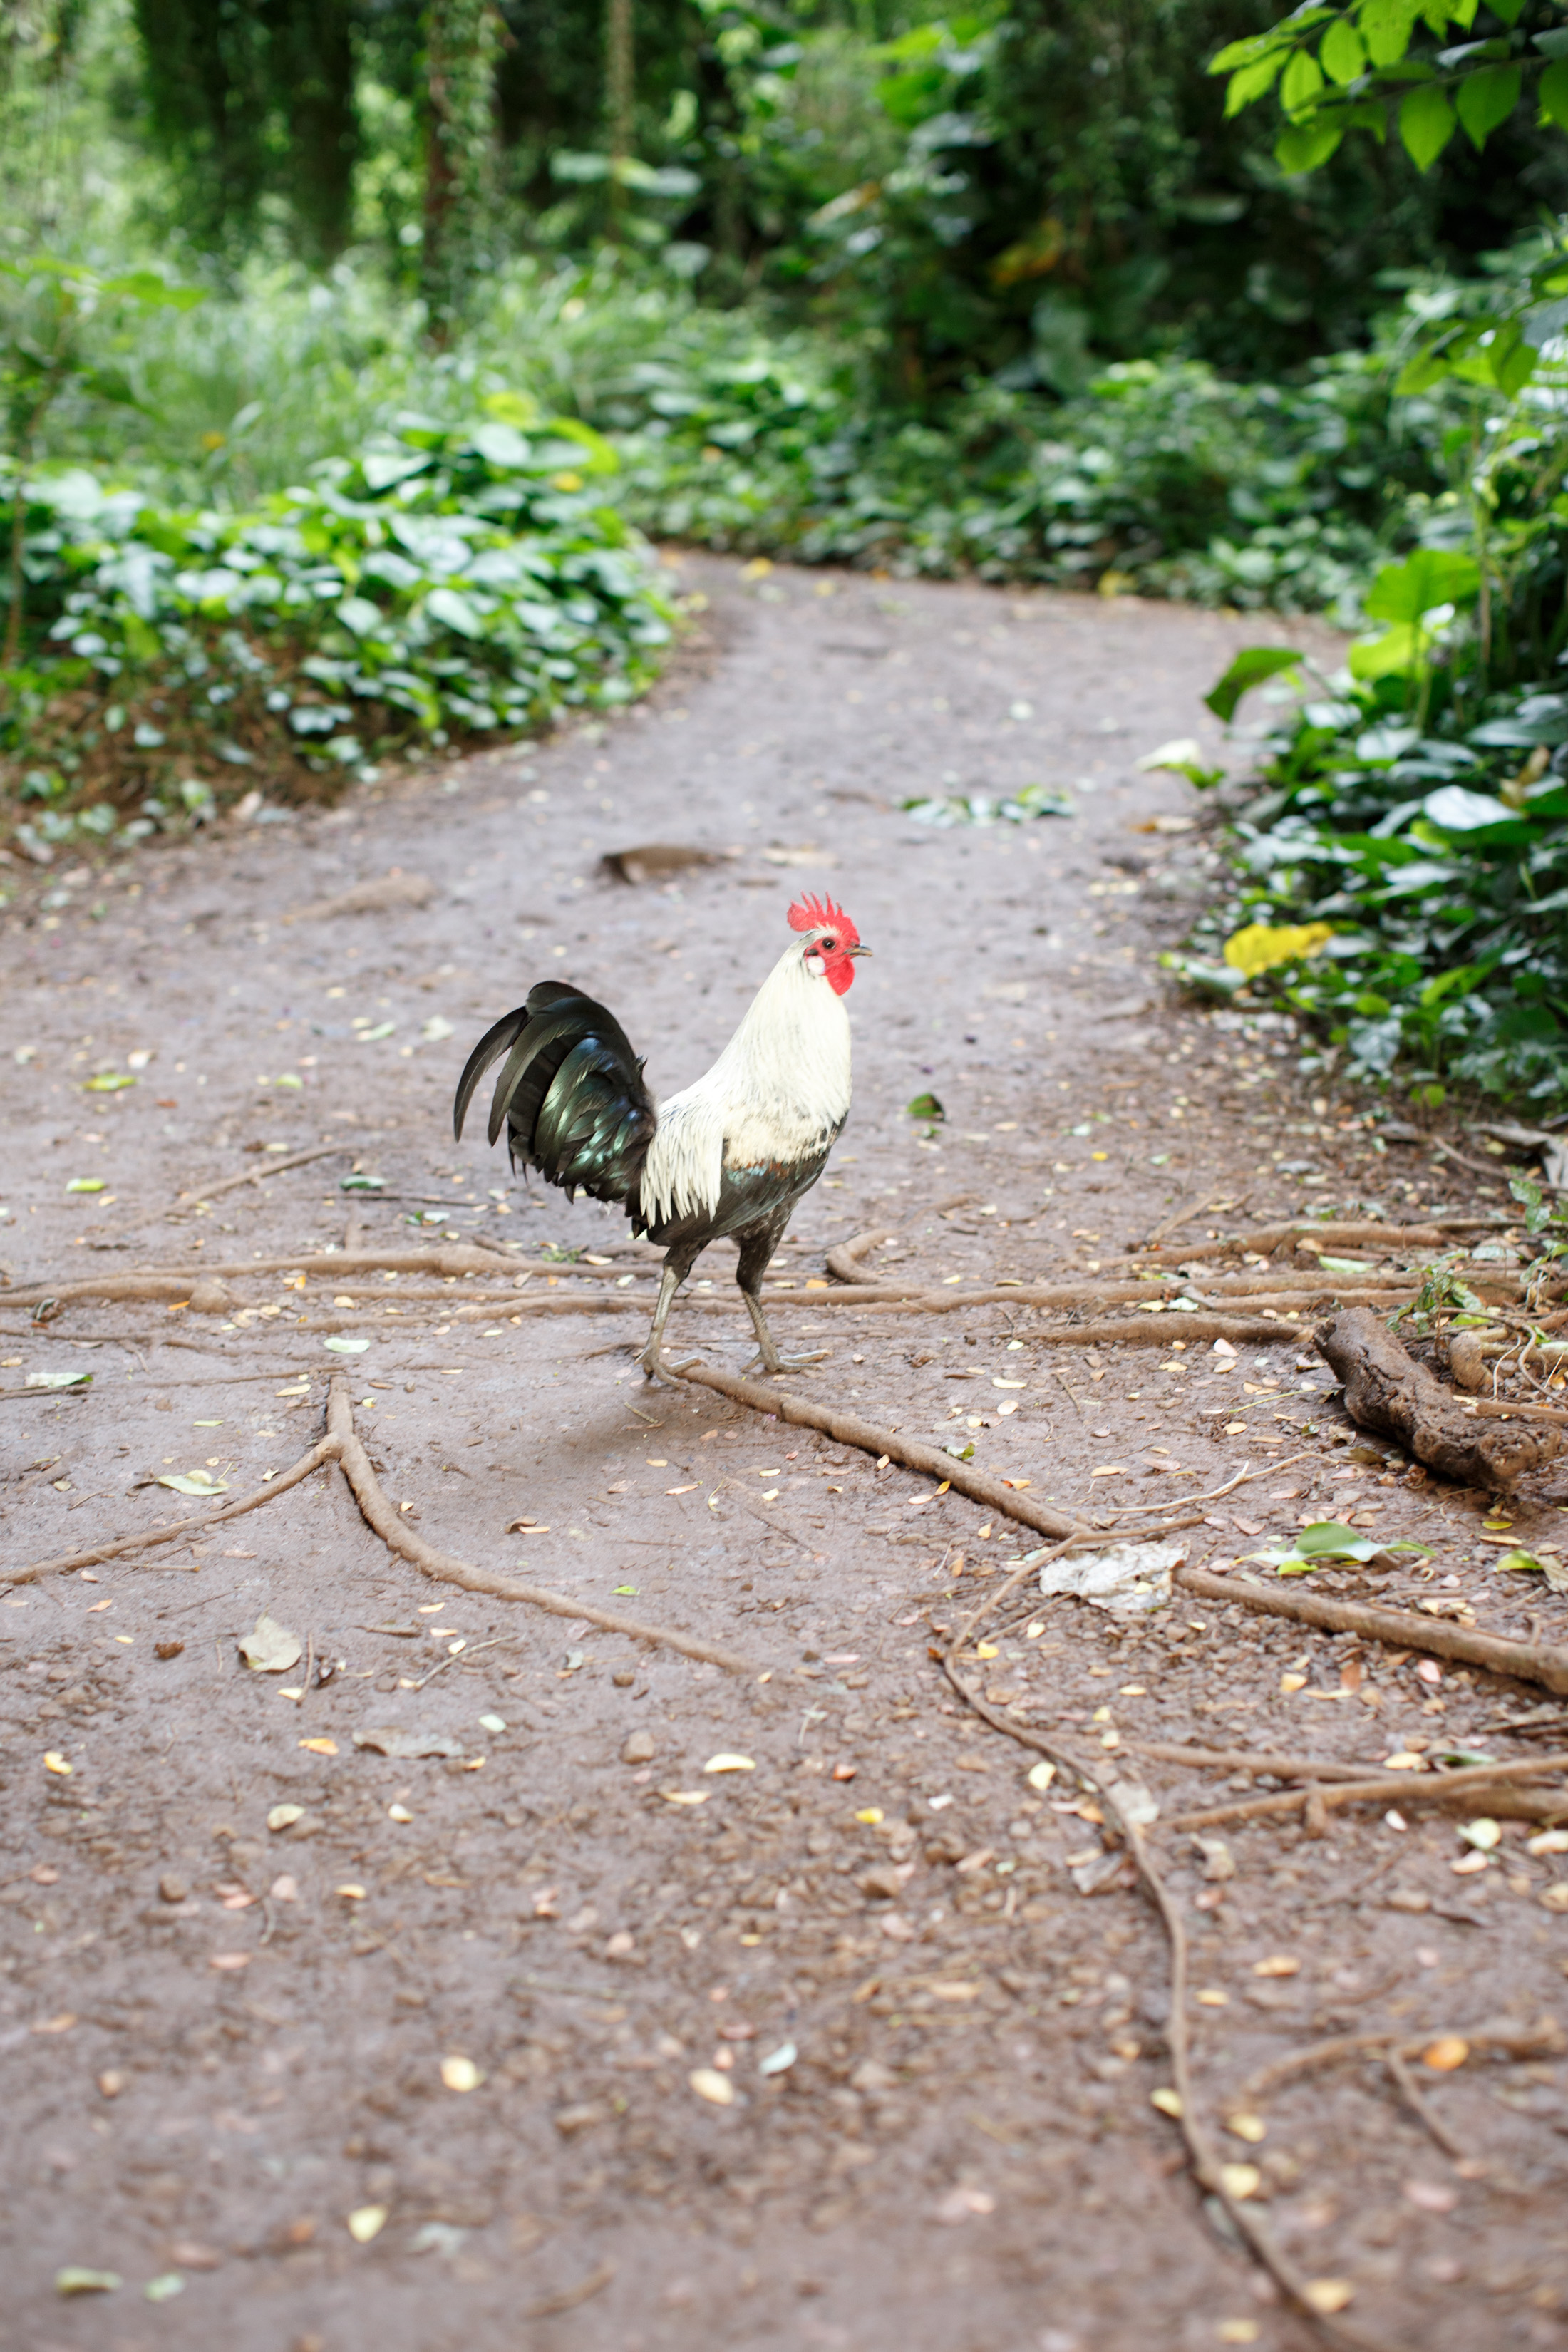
[453,894,869,1377]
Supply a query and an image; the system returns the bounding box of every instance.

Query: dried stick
[1124,1742,1391,1783]
[665,1358,1094,1542]
[321,1376,764,1676]
[1175,1564,1568,1698]
[1383,2045,1467,2162]
[1160,1750,1568,1834]
[177,1145,353,1204]
[7,1438,336,1584]
[1462,1393,1568,1430]
[1138,1217,1500,1266]
[1242,2022,1564,2105]
[936,1629,1393,2349]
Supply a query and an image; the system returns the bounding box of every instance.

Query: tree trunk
[605,0,634,222]
[421,0,497,341]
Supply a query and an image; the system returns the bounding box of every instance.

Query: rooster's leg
[637,1262,684,1381]
[638,1241,704,1379]
[736,1212,825,1376]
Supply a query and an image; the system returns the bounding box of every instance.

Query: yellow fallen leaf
[1196,1989,1229,2008]
[440,2055,484,2092]
[688,2067,735,2106]
[1150,2087,1182,2118]
[346,2205,388,2243]
[1227,2112,1267,2143]
[299,1738,338,1755]
[661,1790,708,1806]
[1279,1672,1306,1694]
[1219,2163,1262,2200]
[1382,1750,1424,1770]
[974,1641,999,1661]
[1422,2036,1469,2073]
[1090,1464,1128,1478]
[1026,1760,1056,1791]
[1304,2280,1354,2316]
[703,1753,755,1773]
[1223,920,1335,977]
[335,1884,367,1901]
[1252,1954,1299,1978]
[267,1803,303,1832]
[43,1751,72,1775]
[855,1807,884,1825]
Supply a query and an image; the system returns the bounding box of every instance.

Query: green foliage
[1,406,671,839]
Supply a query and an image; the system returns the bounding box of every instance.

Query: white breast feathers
[639,941,852,1225]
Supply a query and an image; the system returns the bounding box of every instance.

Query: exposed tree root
[1316,1306,1562,1488]
[1242,2021,1566,2105]
[1175,1562,1568,1698]
[1159,1749,1568,1834]
[666,1357,1096,1542]
[320,1378,764,1676]
[8,1376,770,1677]
[9,1438,338,1583]
[938,1566,1397,2352]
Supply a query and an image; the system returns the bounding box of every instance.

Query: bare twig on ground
[1159,1750,1568,1833]
[1125,1742,1392,1782]
[1138,1190,1238,1249]
[1242,2022,1564,2105]
[1175,1563,1568,1698]
[1383,2045,1468,2162]
[177,1145,354,1204]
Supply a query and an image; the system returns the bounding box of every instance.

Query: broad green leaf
[1455,62,1520,148]
[1487,0,1525,22]
[907,1091,946,1120]
[1363,0,1422,70]
[1321,18,1368,81]
[1542,56,1568,126]
[1226,52,1287,113]
[1281,48,1326,112]
[1296,1520,1378,1559]
[1363,549,1480,623]
[1349,621,1422,679]
[1399,81,1456,169]
[1535,28,1568,59]
[1204,645,1304,721]
[1210,31,1293,72]
[1277,118,1345,170]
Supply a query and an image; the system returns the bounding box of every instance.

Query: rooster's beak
[848,944,872,959]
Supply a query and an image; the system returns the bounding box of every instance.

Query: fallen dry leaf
[440,2055,484,2092]
[346,2204,388,2243]
[689,2067,735,2107]
[1252,1954,1300,1979]
[1422,2036,1470,2073]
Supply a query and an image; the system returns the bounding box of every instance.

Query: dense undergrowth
[0,251,1457,848]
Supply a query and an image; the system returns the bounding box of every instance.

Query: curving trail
[3,561,1562,2352]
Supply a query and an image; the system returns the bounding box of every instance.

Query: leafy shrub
[1184,592,1568,1110]
[1,403,672,835]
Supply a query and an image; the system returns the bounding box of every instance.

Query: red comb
[788,893,859,946]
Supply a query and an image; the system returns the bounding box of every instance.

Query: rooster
[453,894,869,1377]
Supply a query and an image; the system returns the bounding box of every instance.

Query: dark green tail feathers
[453,981,657,1207]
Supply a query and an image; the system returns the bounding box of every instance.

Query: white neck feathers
[639,942,853,1226]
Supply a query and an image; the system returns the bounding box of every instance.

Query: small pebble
[621,1731,656,1766]
[158,1874,187,1904]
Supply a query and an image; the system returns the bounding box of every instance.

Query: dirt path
[4,559,1567,2352]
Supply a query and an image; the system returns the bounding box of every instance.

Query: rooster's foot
[637,1346,675,1385]
[741,1348,827,1377]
